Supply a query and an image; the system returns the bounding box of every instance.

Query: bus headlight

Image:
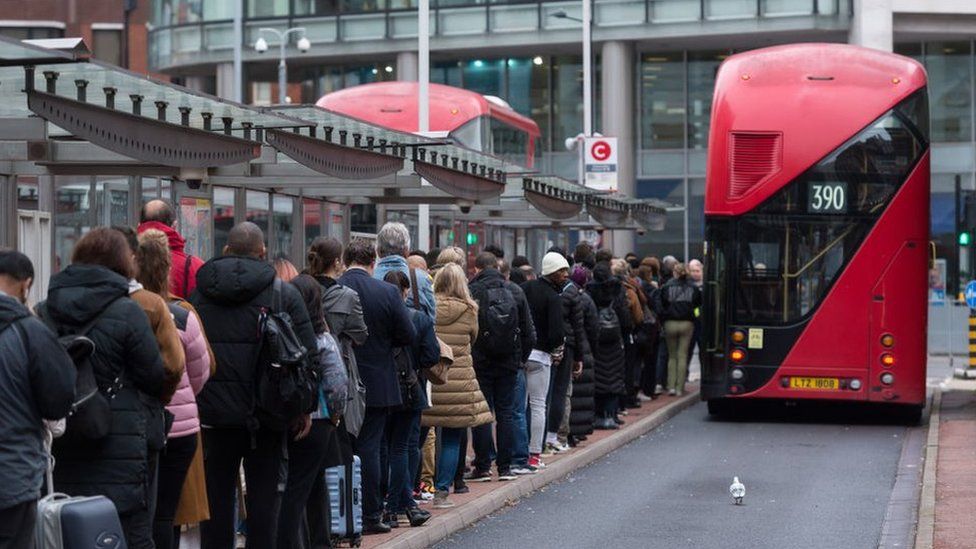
[880,373,895,385]
[730,368,745,381]
[849,379,862,390]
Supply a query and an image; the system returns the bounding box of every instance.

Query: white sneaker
[668,389,677,396]
[511,466,535,475]
[548,441,570,454]
[637,392,653,402]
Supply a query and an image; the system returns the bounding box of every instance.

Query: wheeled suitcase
[36,494,127,549]
[35,428,127,549]
[326,455,363,547]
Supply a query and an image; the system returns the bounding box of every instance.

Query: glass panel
[463,59,504,96]
[553,56,583,147]
[490,5,539,32]
[431,61,463,87]
[390,12,419,38]
[706,0,757,19]
[273,195,295,262]
[762,0,814,16]
[248,0,290,17]
[733,105,925,325]
[350,204,376,235]
[214,187,235,256]
[17,176,39,211]
[178,196,214,260]
[688,51,724,150]
[641,149,685,176]
[160,179,173,204]
[925,41,972,142]
[341,0,387,11]
[204,0,235,19]
[203,22,235,50]
[173,25,202,53]
[641,52,685,149]
[326,202,344,238]
[650,0,701,23]
[294,0,340,15]
[304,199,322,250]
[506,56,549,160]
[490,118,530,167]
[541,2,581,29]
[594,0,646,26]
[54,177,91,272]
[94,178,129,228]
[142,177,159,203]
[246,190,269,244]
[439,8,489,35]
[340,14,387,40]
[154,0,203,26]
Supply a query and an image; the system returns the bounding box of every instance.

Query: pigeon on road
[729,477,745,505]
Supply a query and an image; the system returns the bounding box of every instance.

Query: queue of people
[0,198,703,548]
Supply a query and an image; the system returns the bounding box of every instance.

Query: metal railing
[149,0,850,70]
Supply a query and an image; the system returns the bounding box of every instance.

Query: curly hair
[136,229,172,298]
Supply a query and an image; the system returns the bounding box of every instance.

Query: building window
[92,27,123,67]
[552,56,583,147]
[0,25,64,40]
[925,41,972,143]
[641,52,685,149]
[687,51,725,150]
[248,0,290,17]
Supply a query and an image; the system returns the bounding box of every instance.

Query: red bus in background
[316,81,541,169]
[702,44,930,422]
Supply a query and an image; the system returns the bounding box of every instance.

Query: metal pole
[418,0,431,251]
[233,0,243,103]
[278,50,287,104]
[582,0,592,137]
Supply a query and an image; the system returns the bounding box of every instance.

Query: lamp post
[551,3,592,136]
[418,0,431,250]
[254,27,310,104]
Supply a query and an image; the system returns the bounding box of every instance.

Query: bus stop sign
[965,280,976,309]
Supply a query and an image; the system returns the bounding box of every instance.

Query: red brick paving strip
[362,386,699,549]
[934,389,976,549]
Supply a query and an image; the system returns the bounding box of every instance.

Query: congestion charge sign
[584,137,618,192]
[966,280,976,309]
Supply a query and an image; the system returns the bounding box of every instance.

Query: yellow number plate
[789,377,839,390]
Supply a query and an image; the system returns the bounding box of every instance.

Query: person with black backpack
[586,263,627,430]
[190,222,318,549]
[0,250,75,549]
[468,252,536,482]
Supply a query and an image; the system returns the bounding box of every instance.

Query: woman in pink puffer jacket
[137,228,213,549]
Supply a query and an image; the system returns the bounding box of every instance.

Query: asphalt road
[433,401,917,549]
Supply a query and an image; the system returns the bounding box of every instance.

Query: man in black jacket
[338,239,417,534]
[520,252,568,469]
[468,252,536,481]
[0,251,75,549]
[191,222,318,549]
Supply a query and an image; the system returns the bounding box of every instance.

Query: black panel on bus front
[702,89,929,397]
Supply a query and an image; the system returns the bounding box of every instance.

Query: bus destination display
[807,181,847,214]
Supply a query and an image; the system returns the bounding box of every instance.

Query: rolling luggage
[326,455,363,547]
[35,428,127,549]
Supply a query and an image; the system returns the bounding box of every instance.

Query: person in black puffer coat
[569,266,597,443]
[190,222,318,549]
[586,263,626,430]
[43,228,166,549]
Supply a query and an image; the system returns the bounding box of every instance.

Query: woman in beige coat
[423,263,493,508]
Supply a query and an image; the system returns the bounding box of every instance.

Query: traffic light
[960,231,971,246]
[466,232,478,246]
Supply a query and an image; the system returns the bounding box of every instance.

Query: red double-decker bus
[702,44,930,421]
[316,81,541,169]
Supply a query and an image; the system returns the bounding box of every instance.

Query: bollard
[955,283,976,379]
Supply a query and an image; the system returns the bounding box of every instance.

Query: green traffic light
[961,232,971,246]
[466,232,478,246]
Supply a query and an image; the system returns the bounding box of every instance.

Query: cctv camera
[460,205,472,214]
[178,167,208,191]
[297,37,311,53]
[185,178,203,190]
[254,37,269,53]
[637,228,647,236]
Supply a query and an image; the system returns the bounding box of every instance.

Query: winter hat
[570,264,592,287]
[541,251,570,276]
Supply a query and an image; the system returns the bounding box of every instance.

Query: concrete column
[601,40,636,255]
[215,63,237,101]
[397,51,419,82]
[849,0,893,52]
[183,75,209,93]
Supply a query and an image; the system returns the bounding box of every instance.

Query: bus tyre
[898,405,924,426]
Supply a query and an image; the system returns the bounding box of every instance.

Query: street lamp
[549,3,592,136]
[254,27,310,104]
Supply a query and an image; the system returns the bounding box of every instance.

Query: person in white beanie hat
[518,252,570,470]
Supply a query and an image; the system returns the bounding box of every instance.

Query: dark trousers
[472,367,518,473]
[278,421,334,548]
[120,449,158,549]
[201,427,285,549]
[655,333,669,388]
[594,393,618,419]
[454,429,468,485]
[354,406,389,523]
[687,318,702,379]
[386,409,421,512]
[623,341,641,400]
[546,351,574,437]
[0,500,36,549]
[640,330,660,396]
[153,434,198,549]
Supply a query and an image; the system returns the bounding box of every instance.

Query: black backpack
[393,345,418,409]
[255,279,319,431]
[597,304,621,344]
[474,283,520,360]
[37,297,125,441]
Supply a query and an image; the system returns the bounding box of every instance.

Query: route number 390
[808,182,847,213]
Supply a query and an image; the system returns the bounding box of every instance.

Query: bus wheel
[897,405,924,425]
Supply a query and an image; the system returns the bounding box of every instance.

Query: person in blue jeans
[424,264,493,509]
[510,368,531,472]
